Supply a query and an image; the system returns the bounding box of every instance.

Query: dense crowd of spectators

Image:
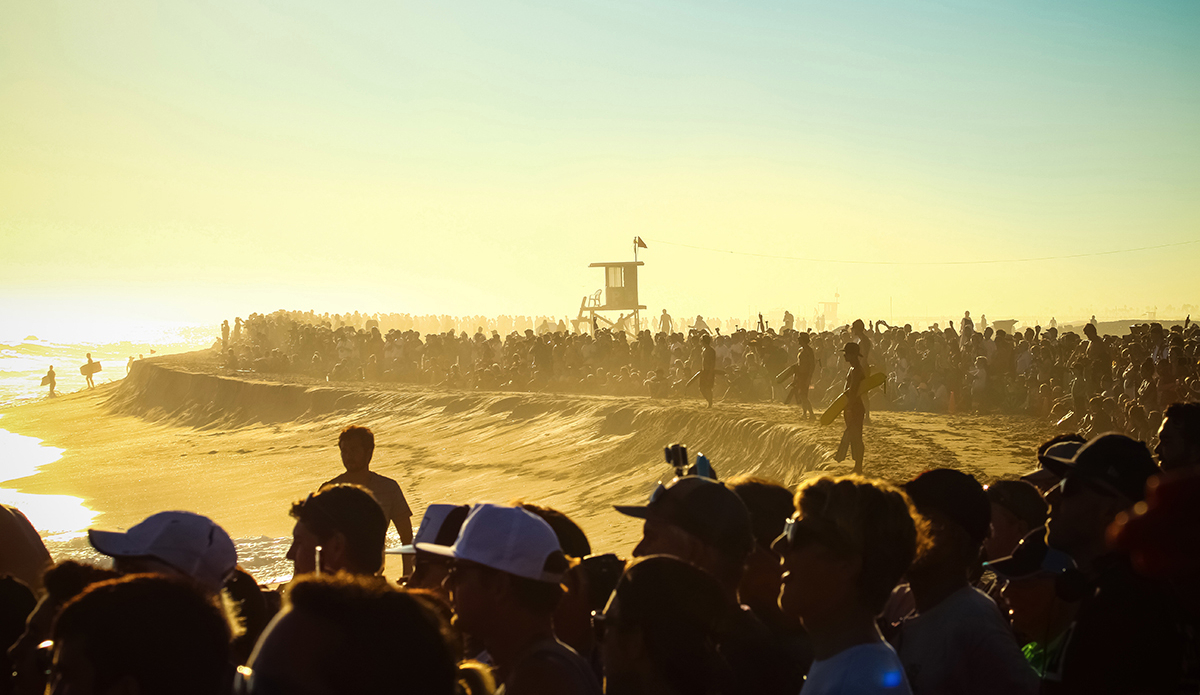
[2,413,1198,694]
[220,310,1198,431]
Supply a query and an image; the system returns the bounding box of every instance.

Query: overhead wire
[642,237,1200,266]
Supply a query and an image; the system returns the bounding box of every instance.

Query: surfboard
[40,375,52,386]
[820,372,886,426]
[776,365,796,384]
[80,362,102,376]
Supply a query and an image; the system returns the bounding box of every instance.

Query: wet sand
[0,351,1062,569]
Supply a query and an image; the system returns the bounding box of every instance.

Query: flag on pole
[635,236,647,249]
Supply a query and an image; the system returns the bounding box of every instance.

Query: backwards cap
[88,511,237,593]
[1041,433,1159,502]
[417,504,566,583]
[615,476,754,560]
[387,504,469,555]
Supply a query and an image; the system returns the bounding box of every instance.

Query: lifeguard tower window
[607,266,625,288]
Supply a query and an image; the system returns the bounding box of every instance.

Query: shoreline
[0,350,1063,566]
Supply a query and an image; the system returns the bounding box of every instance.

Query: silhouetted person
[48,575,232,695]
[696,333,717,407]
[795,334,816,418]
[774,476,922,694]
[835,342,866,474]
[44,365,56,397]
[244,574,457,695]
[780,334,815,419]
[83,353,96,389]
[659,309,672,334]
[1155,402,1200,471]
[221,319,230,350]
[126,355,133,374]
[287,484,388,578]
[321,426,414,573]
[1042,434,1184,693]
[851,319,873,424]
[420,504,599,695]
[601,556,738,695]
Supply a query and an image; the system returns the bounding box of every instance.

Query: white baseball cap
[386,504,469,555]
[417,503,565,583]
[88,511,237,593]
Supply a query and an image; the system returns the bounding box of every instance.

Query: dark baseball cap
[905,469,991,548]
[1022,440,1084,490]
[983,527,1074,581]
[615,476,754,560]
[985,480,1048,529]
[1041,433,1159,502]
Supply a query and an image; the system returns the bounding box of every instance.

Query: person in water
[45,366,56,397]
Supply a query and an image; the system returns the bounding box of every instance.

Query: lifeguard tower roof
[588,262,645,311]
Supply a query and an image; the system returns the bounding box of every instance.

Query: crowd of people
[1,408,1198,694]
[219,310,1199,429]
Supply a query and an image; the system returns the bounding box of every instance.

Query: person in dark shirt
[1041,433,1184,694]
[615,476,807,695]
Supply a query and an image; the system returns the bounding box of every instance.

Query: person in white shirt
[773,475,926,694]
[891,469,1038,695]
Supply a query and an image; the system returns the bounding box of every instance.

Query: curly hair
[794,475,929,615]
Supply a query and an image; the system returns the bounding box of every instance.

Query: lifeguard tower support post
[573,261,646,333]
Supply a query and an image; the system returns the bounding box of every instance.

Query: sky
[2,0,1198,339]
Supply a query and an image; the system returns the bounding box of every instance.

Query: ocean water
[0,325,322,584]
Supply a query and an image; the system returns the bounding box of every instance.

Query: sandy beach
[0,349,1062,576]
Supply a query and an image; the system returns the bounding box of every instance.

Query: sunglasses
[1058,475,1121,500]
[775,516,848,553]
[591,610,611,643]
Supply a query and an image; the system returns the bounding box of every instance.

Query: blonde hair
[794,475,930,614]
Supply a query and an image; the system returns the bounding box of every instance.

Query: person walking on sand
[659,309,673,335]
[794,333,816,419]
[321,425,415,575]
[83,353,96,389]
[834,342,866,474]
[45,366,56,397]
[690,332,717,407]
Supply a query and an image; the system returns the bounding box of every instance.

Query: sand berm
[0,350,1060,558]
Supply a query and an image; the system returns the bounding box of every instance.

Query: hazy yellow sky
[2,0,1198,338]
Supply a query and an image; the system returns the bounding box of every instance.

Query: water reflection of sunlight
[0,422,96,534]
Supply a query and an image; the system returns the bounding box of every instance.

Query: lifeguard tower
[573,261,646,333]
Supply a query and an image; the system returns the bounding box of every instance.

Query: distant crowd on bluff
[217,310,1198,435]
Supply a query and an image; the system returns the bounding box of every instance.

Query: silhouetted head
[50,575,231,695]
[338,426,374,471]
[287,485,387,577]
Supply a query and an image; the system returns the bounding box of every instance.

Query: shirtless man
[792,333,815,419]
[45,366,56,397]
[834,342,866,474]
[659,309,673,335]
[850,319,873,424]
[321,426,415,575]
[696,333,717,407]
